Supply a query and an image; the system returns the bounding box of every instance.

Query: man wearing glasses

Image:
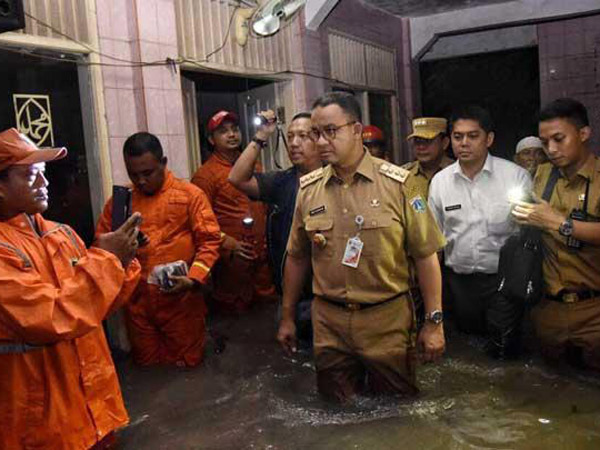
[229,110,322,344]
[277,92,446,402]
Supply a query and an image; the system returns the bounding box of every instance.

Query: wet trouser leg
[126,286,207,367]
[312,296,417,403]
[445,269,523,357]
[532,298,600,371]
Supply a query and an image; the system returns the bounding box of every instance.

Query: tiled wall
[538,14,600,150]
[295,0,411,161]
[96,0,188,184]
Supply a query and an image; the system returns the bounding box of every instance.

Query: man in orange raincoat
[0,128,141,450]
[97,132,221,367]
[192,111,275,314]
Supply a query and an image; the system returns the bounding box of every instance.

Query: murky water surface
[117,305,600,449]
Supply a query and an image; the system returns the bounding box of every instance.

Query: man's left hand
[417,323,445,363]
[511,197,565,231]
[162,276,197,294]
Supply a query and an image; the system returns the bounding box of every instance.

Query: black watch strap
[252,137,268,148]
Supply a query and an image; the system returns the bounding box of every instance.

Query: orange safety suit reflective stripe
[191,153,275,314]
[0,213,141,450]
[97,171,222,366]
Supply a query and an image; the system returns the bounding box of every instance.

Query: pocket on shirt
[167,196,189,223]
[360,212,393,256]
[488,203,513,236]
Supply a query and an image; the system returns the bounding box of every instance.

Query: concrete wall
[410,0,600,59]
[296,0,413,160]
[96,0,188,184]
[421,25,537,62]
[538,14,600,151]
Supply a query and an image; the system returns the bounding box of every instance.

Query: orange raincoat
[97,171,221,366]
[191,153,275,314]
[0,213,141,450]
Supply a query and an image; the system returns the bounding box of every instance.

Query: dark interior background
[0,50,94,244]
[420,47,540,161]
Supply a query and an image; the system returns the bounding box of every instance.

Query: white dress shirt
[428,154,532,274]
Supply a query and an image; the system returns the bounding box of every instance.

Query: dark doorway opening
[182,71,276,164]
[0,49,94,244]
[420,47,540,160]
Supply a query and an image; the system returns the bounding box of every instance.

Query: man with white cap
[0,128,142,449]
[514,136,548,176]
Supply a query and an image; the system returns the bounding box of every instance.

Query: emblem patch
[370,199,380,208]
[410,196,427,213]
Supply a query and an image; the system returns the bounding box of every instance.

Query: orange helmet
[362,125,384,143]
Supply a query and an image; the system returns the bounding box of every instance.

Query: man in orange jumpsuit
[97,132,221,367]
[192,111,275,314]
[0,128,141,450]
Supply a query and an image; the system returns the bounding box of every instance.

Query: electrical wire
[204,6,239,61]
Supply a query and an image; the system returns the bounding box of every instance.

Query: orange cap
[362,125,384,143]
[0,128,67,172]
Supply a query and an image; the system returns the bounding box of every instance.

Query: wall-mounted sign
[13,94,55,147]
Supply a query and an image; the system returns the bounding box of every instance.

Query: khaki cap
[407,117,447,140]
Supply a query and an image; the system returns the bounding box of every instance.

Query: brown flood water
[116,304,600,450]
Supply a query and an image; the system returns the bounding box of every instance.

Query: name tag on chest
[445,204,462,212]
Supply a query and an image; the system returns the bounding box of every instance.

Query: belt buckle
[563,292,578,303]
[345,303,361,311]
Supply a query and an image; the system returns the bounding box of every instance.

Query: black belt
[0,342,41,354]
[318,292,407,311]
[546,290,600,304]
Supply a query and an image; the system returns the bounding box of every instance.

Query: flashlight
[242,217,254,228]
[508,187,534,203]
[253,114,277,127]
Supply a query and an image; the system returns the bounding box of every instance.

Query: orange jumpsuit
[97,171,221,366]
[191,153,275,314]
[0,213,141,450]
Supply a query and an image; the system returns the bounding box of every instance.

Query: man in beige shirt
[277,92,446,402]
[513,98,600,370]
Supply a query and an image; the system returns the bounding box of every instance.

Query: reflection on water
[117,305,600,450]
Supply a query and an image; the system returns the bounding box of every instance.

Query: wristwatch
[558,217,574,237]
[425,310,443,325]
[251,136,268,149]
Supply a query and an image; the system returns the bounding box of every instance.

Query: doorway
[420,47,540,160]
[0,49,95,244]
[181,71,289,173]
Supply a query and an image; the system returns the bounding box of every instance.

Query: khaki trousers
[532,297,600,370]
[312,296,418,402]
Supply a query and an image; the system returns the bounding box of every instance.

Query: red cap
[207,111,239,133]
[362,125,384,143]
[0,128,67,172]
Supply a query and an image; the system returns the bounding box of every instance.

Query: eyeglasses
[309,121,356,142]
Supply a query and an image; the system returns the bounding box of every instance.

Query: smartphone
[111,186,132,231]
[111,185,148,245]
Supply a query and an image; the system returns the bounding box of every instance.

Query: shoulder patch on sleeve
[401,161,416,171]
[299,167,324,189]
[379,163,409,183]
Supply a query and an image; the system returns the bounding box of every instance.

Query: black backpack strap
[542,166,560,202]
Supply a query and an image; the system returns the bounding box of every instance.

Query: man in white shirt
[428,106,532,358]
